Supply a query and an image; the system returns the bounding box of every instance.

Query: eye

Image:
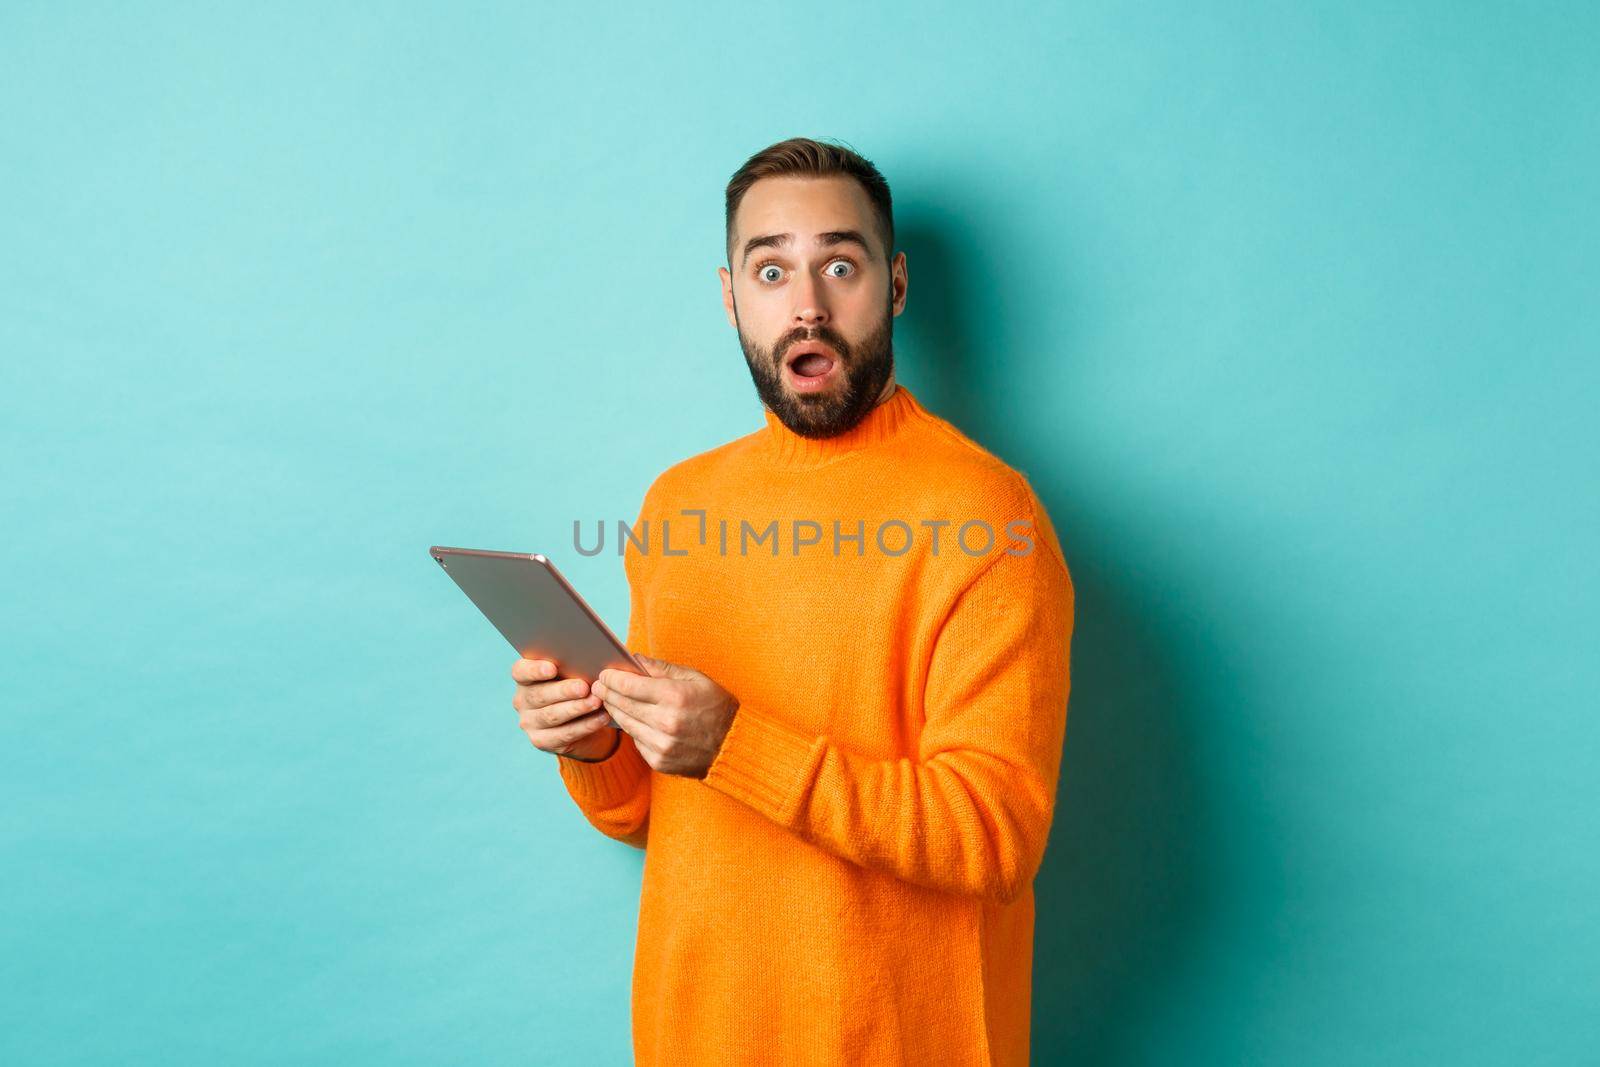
[757,264,783,283]
[825,259,855,278]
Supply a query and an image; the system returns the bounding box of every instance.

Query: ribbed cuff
[701,703,821,823]
[557,730,650,806]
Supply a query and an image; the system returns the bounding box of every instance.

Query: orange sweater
[558,384,1074,1066]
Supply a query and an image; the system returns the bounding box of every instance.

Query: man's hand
[510,658,617,761]
[593,654,739,778]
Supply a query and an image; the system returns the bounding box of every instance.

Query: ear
[718,266,738,329]
[890,250,908,317]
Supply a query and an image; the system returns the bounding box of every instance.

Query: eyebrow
[740,229,873,269]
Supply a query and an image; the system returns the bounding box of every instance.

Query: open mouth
[784,342,840,387]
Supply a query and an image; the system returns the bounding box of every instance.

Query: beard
[736,294,896,440]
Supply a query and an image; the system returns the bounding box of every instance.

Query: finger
[518,677,591,712]
[526,707,613,753]
[635,653,694,681]
[632,653,667,678]
[606,697,672,754]
[594,675,670,726]
[520,693,603,729]
[512,658,560,685]
[595,668,663,702]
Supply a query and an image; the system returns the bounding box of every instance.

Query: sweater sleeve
[555,503,654,851]
[700,533,1073,904]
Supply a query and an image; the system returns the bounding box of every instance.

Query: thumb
[635,653,695,680]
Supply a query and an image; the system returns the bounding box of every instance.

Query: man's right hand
[511,658,617,761]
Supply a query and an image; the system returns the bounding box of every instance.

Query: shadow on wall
[896,206,1231,1063]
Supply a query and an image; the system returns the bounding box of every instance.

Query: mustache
[776,328,849,363]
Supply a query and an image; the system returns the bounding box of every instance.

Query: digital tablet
[429,546,645,703]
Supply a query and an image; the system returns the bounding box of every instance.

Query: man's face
[719,176,909,439]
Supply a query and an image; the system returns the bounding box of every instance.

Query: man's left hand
[593,654,739,778]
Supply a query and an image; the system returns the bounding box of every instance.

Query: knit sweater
[557,383,1074,1066]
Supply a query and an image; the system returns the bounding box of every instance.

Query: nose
[791,271,829,328]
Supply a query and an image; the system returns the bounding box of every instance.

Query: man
[511,137,1074,1066]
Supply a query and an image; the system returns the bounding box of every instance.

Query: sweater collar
[761,383,921,469]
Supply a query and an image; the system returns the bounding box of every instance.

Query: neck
[872,372,897,405]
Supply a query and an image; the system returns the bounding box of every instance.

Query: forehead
[733,175,877,249]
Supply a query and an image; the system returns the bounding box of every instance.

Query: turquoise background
[3,3,1595,1064]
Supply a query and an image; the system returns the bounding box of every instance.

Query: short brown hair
[724,137,895,267]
